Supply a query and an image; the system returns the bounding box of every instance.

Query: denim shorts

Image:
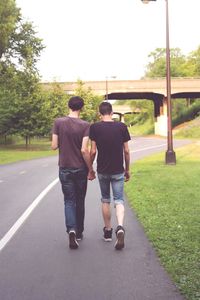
[97,173,124,205]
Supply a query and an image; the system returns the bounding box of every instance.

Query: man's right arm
[81,136,95,180]
[123,141,130,181]
[51,134,58,150]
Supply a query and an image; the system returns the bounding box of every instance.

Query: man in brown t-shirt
[52,96,95,249]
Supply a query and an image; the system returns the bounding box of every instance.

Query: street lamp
[105,76,116,101]
[141,0,176,164]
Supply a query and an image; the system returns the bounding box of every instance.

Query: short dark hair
[99,102,113,115]
[68,96,84,111]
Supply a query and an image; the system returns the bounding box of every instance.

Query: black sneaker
[69,230,79,249]
[103,227,113,241]
[76,233,83,241]
[114,226,125,250]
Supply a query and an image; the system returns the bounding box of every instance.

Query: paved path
[0,137,189,300]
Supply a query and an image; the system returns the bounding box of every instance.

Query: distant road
[0,136,189,300]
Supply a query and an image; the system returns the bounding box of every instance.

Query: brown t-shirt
[52,116,90,168]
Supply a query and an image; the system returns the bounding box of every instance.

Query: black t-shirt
[89,121,131,174]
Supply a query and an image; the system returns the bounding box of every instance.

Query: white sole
[104,238,112,242]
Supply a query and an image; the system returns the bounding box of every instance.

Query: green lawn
[0,140,57,165]
[174,117,200,139]
[128,119,154,136]
[125,142,200,300]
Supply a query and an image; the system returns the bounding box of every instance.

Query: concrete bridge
[112,105,141,123]
[42,78,200,136]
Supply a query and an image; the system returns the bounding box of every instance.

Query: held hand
[88,170,96,181]
[124,170,130,182]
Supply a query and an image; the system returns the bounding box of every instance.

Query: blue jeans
[97,173,124,205]
[59,167,88,234]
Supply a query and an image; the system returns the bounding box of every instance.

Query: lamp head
[141,0,156,3]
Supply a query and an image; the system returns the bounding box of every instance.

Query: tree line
[144,47,200,78]
[0,1,199,144]
[121,47,200,128]
[0,0,102,146]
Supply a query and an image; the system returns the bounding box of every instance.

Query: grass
[0,139,57,165]
[128,115,200,138]
[174,117,200,139]
[128,119,154,136]
[125,142,200,300]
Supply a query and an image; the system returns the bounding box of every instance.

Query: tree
[0,64,20,138]
[144,46,200,126]
[0,0,20,59]
[0,0,45,144]
[42,82,69,135]
[144,48,192,78]
[187,46,200,77]
[116,99,154,127]
[74,80,103,122]
[0,0,44,72]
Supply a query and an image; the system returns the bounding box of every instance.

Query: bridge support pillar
[154,97,168,136]
[120,114,125,123]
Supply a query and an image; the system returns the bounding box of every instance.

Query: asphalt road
[0,137,190,300]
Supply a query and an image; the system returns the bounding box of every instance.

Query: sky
[16,0,200,83]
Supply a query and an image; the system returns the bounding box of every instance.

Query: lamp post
[141,0,176,164]
[105,76,116,101]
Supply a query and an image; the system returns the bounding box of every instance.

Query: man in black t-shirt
[90,102,131,250]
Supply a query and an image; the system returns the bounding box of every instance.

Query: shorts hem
[114,200,124,205]
[101,198,111,203]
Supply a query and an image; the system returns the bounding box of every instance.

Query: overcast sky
[16,0,200,82]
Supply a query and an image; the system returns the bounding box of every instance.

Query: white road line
[130,143,167,153]
[42,164,49,167]
[0,177,59,252]
[19,170,27,175]
[0,180,3,183]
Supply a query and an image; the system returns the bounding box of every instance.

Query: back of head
[99,102,113,115]
[68,96,84,111]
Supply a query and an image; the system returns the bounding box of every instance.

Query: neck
[68,109,80,118]
[101,114,113,122]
